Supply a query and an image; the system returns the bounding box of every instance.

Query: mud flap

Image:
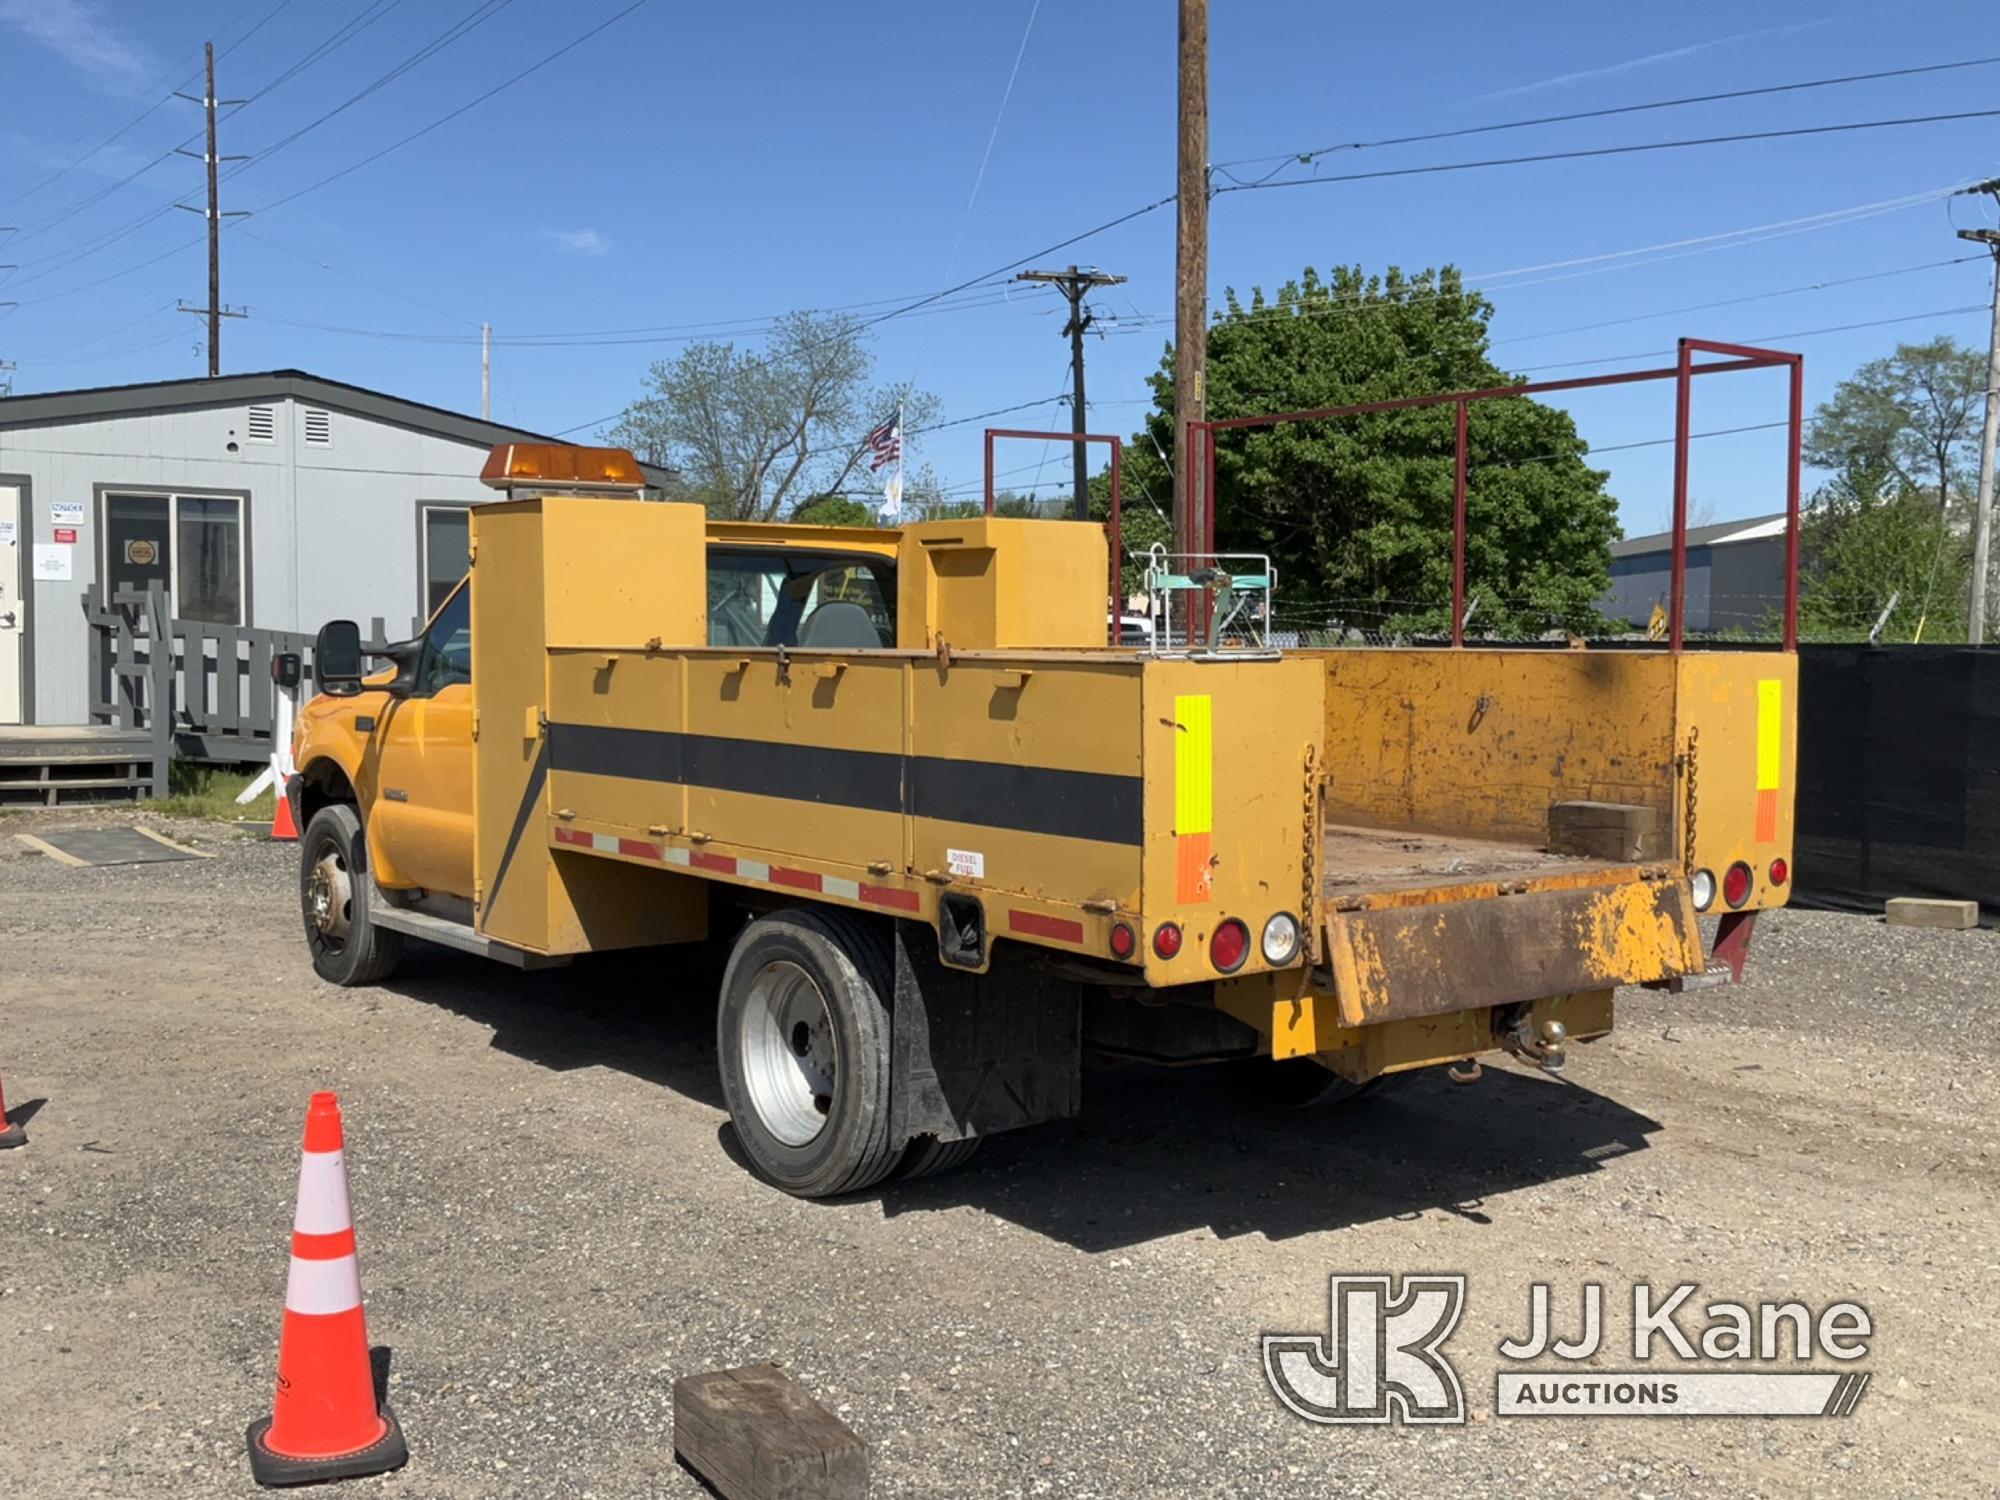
[889,923,1082,1144]
[1324,875,1701,1027]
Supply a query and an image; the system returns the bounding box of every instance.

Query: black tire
[892,1135,983,1182]
[300,804,403,987]
[1227,1055,1394,1110]
[716,908,901,1198]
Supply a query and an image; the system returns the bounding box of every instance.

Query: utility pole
[175,43,247,377]
[4,228,20,391]
[481,323,492,420]
[1173,0,1208,557]
[1014,266,1126,519]
[1959,176,2000,645]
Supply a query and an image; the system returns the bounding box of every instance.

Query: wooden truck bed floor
[1320,822,1619,898]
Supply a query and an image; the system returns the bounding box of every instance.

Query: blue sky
[2,0,1997,535]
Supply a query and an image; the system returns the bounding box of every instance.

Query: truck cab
[296,484,901,917]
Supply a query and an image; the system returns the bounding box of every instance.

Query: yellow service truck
[289,444,1796,1197]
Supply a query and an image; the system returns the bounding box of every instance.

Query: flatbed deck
[1320,822,1619,898]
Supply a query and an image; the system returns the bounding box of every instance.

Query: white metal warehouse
[0,370,661,729]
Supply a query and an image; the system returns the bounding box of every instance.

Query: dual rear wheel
[716,908,979,1198]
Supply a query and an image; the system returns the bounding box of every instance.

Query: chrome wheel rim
[307,847,353,946]
[739,960,836,1147]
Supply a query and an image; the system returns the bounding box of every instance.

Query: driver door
[367,582,476,896]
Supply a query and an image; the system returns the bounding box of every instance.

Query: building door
[0,482,23,724]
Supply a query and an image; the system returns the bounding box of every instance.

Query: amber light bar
[479,443,646,493]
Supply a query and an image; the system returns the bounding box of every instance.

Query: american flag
[863,415,902,472]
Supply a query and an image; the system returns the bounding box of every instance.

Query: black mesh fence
[1792,645,2000,923]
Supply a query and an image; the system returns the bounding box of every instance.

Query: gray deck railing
[82,584,421,792]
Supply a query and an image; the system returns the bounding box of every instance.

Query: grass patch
[145,760,278,823]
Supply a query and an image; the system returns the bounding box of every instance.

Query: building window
[419,503,472,618]
[303,408,332,447]
[103,490,245,625]
[246,404,276,443]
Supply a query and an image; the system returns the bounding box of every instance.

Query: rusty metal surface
[1319,822,1613,898]
[1325,875,1699,1026]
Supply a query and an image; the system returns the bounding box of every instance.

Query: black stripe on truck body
[547,722,1140,845]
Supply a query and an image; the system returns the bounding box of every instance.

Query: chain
[1301,741,1323,964]
[1683,725,1700,872]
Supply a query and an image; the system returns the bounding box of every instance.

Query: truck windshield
[707,548,896,650]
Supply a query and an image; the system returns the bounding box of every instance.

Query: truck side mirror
[271,651,302,690]
[314,620,364,696]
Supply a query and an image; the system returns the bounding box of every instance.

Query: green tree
[1116,265,1618,635]
[607,310,937,520]
[1804,336,1987,513]
[1798,455,1970,642]
[790,494,877,527]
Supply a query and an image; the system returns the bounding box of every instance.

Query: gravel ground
[2,812,1996,1498]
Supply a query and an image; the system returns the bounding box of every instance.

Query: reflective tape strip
[823,876,860,901]
[1176,830,1213,904]
[771,867,822,892]
[1756,679,1782,790]
[292,1150,352,1235]
[554,827,590,847]
[617,837,661,859]
[860,883,920,912]
[292,1226,357,1261]
[1009,909,1084,944]
[662,846,691,867]
[285,1252,363,1316]
[737,859,771,882]
[690,851,737,874]
[1173,694,1214,836]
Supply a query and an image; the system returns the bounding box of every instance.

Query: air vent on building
[303,408,332,447]
[246,404,276,442]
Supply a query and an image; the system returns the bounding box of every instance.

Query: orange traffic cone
[270,787,299,842]
[0,1067,25,1150]
[246,1092,407,1486]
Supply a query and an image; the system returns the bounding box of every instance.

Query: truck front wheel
[300,803,403,987]
[717,909,901,1198]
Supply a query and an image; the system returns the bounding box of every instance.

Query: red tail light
[1723,861,1753,908]
[1109,921,1137,960]
[1768,857,1789,887]
[1210,918,1250,974]
[1152,922,1183,960]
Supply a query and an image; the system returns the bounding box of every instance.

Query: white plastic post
[235,678,296,805]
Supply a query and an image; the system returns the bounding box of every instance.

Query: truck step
[366,885,568,968]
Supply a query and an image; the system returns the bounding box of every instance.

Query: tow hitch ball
[1497,1005,1568,1074]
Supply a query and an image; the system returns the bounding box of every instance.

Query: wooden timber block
[1884,897,1980,930]
[1547,801,1658,862]
[674,1363,868,1499]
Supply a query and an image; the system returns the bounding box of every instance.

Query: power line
[1487,256,1986,346]
[0,0,298,221]
[248,287,1035,347]
[1104,186,1977,339]
[0,0,524,290]
[247,0,651,217]
[1509,303,1991,374]
[1212,109,2000,197]
[1213,54,2000,184]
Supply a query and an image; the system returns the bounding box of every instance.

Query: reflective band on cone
[246,1091,407,1486]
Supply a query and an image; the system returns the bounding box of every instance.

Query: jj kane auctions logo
[1264,1276,1873,1424]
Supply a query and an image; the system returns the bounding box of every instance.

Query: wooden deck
[0,725,156,806]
